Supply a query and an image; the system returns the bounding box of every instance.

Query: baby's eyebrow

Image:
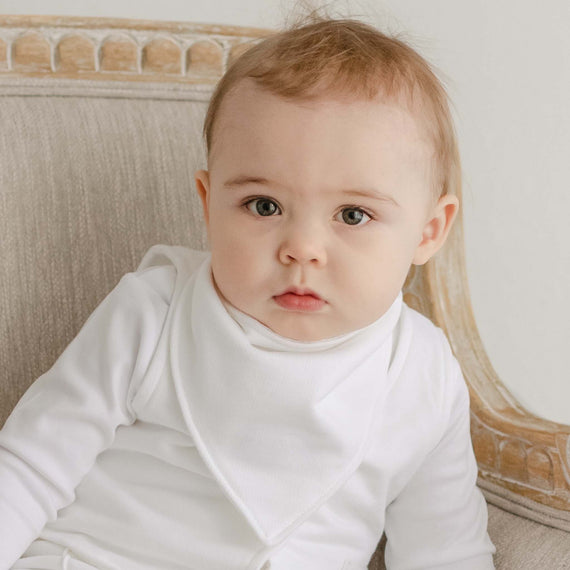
[222,175,399,207]
[223,175,271,188]
[341,188,399,206]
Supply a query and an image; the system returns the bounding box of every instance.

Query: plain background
[1,0,568,424]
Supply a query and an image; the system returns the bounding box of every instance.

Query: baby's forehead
[209,83,435,204]
[213,79,435,153]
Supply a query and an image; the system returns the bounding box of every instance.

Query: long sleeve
[383,356,496,570]
[0,268,171,568]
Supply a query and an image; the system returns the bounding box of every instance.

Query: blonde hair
[203,17,461,200]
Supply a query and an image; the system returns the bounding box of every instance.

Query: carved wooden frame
[1,14,569,517]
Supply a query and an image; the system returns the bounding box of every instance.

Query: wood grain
[0,15,266,82]
[57,35,96,72]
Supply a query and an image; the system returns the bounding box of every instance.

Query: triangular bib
[169,256,403,545]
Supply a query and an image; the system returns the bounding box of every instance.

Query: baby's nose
[277,222,327,266]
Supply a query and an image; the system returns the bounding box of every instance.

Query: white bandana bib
[169,256,403,546]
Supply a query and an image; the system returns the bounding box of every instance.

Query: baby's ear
[412,194,459,265]
[194,170,211,226]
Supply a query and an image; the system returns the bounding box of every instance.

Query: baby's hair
[203,14,461,201]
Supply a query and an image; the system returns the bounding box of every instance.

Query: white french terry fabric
[170,256,403,545]
[0,245,495,570]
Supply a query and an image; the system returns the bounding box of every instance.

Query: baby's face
[196,80,445,341]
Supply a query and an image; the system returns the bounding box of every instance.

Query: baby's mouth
[273,288,325,312]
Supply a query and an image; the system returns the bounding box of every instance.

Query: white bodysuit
[0,245,495,570]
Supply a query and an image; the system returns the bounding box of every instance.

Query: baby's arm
[383,349,496,570]
[0,268,170,568]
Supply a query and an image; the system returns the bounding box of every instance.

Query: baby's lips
[275,286,322,300]
[273,289,326,311]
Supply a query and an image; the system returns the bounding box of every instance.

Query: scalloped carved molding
[0,15,271,82]
[1,14,569,518]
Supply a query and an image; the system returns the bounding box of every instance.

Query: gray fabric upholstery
[487,504,570,569]
[1,77,569,569]
[0,80,210,425]
[368,505,570,569]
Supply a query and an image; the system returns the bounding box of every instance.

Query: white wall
[378,1,570,426]
[2,0,568,423]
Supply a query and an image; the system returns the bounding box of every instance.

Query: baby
[0,16,496,570]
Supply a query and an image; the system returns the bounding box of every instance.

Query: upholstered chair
[1,16,569,569]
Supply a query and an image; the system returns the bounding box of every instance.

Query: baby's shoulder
[403,303,451,359]
[401,303,465,401]
[132,244,209,305]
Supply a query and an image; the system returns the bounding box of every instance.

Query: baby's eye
[336,207,371,226]
[244,198,281,217]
